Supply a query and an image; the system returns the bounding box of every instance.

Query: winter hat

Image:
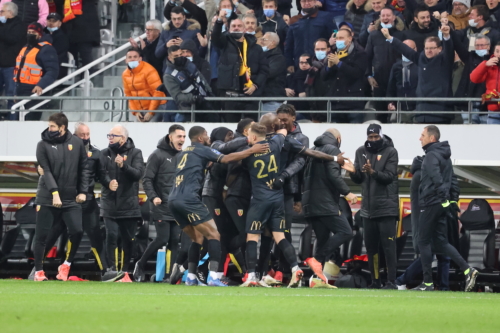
[210,127,232,143]
[367,123,383,136]
[453,0,470,8]
[27,22,43,35]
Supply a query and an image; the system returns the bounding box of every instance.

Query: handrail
[11,33,147,111]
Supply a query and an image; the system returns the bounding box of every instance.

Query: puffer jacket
[344,0,372,36]
[142,135,180,221]
[419,141,453,208]
[302,131,350,217]
[122,61,166,115]
[35,129,90,208]
[350,135,399,219]
[470,58,500,113]
[99,138,145,219]
[282,123,309,197]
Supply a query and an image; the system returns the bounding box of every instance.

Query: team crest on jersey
[87,151,92,158]
[124,155,128,161]
[36,205,40,212]
[68,144,73,151]
[214,208,221,216]
[377,155,382,161]
[238,209,244,216]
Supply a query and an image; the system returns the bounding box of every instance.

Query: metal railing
[1,95,497,123]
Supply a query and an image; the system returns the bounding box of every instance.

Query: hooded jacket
[99,138,145,219]
[0,16,26,68]
[142,135,180,221]
[350,135,399,219]
[35,129,90,208]
[180,39,211,83]
[302,132,350,217]
[282,123,309,197]
[344,0,372,36]
[419,141,453,207]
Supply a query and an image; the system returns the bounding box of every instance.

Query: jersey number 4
[177,154,188,170]
[254,155,278,179]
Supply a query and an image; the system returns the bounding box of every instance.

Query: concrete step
[103,76,123,89]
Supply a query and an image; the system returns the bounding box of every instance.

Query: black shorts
[168,198,213,229]
[245,199,286,234]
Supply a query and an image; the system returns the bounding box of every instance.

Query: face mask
[230,32,243,40]
[364,138,383,153]
[475,49,488,57]
[336,40,346,50]
[186,56,193,61]
[380,22,393,29]
[246,31,256,35]
[128,60,139,69]
[48,130,60,139]
[469,19,478,27]
[264,9,275,17]
[262,45,269,52]
[225,9,232,18]
[315,50,327,60]
[402,55,410,62]
[82,138,90,146]
[174,56,187,67]
[0,16,6,24]
[108,142,121,152]
[47,27,58,32]
[27,33,38,47]
[302,6,317,15]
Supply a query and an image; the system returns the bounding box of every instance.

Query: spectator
[130,19,164,78]
[404,6,440,52]
[259,0,288,52]
[43,12,68,78]
[470,42,500,124]
[387,39,419,123]
[163,45,215,122]
[359,0,404,47]
[365,8,405,122]
[261,32,286,111]
[212,16,269,122]
[405,0,451,18]
[384,25,455,124]
[329,21,364,51]
[286,53,311,117]
[207,0,249,34]
[486,0,500,28]
[305,38,331,120]
[155,6,202,72]
[13,22,58,121]
[181,39,211,82]
[164,0,208,36]
[321,28,368,123]
[344,0,372,36]
[446,0,471,30]
[122,48,166,123]
[0,1,25,117]
[0,0,48,26]
[243,13,263,39]
[391,0,413,27]
[455,5,500,54]
[285,0,337,71]
[319,0,349,23]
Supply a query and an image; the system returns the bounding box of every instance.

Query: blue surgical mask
[0,16,6,24]
[336,40,346,50]
[187,56,193,61]
[246,31,256,35]
[380,22,392,29]
[402,55,410,62]
[225,9,232,19]
[438,30,443,41]
[47,27,58,32]
[475,49,488,57]
[264,9,275,18]
[315,50,327,60]
[183,8,190,14]
[128,61,139,69]
[262,46,269,52]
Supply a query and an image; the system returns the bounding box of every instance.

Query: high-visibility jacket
[14,42,51,85]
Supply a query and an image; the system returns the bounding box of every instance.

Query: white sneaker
[240,277,260,287]
[262,274,282,286]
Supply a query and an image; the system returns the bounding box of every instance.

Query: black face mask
[48,130,60,139]
[82,139,90,146]
[108,142,121,152]
[365,139,383,154]
[27,34,38,47]
[230,32,244,40]
[174,56,187,67]
[302,6,318,16]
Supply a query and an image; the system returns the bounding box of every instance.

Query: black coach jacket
[226,132,252,200]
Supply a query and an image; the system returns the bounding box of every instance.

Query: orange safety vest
[14,42,51,85]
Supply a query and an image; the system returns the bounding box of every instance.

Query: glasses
[299,61,309,65]
[475,44,490,48]
[424,47,438,51]
[145,29,158,32]
[107,134,123,139]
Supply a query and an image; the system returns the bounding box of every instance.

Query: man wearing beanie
[13,22,58,120]
[447,0,471,30]
[342,123,399,289]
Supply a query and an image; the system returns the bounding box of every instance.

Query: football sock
[207,239,221,272]
[246,241,258,273]
[278,239,298,268]
[188,242,202,274]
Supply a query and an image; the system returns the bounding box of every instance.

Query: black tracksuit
[350,135,399,282]
[302,132,353,264]
[137,135,182,271]
[34,129,90,271]
[99,138,144,271]
[418,141,469,283]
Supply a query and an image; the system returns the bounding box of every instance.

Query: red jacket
[470,59,500,111]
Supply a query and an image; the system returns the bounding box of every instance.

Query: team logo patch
[36,205,41,212]
[471,204,480,211]
[237,209,244,216]
[178,74,186,82]
[68,144,73,151]
[377,155,382,161]
[211,149,222,155]
[214,208,221,216]
[87,151,92,158]
[124,155,128,161]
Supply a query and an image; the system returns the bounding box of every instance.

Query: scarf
[63,0,83,23]
[237,39,253,88]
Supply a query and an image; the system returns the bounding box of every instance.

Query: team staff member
[343,124,399,289]
[134,125,185,282]
[32,113,90,282]
[168,126,269,287]
[99,125,145,283]
[302,129,357,284]
[414,125,478,292]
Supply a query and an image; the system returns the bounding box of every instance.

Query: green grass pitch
[1,280,500,333]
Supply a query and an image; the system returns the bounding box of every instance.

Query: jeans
[262,101,282,112]
[487,116,500,124]
[0,67,15,112]
[162,100,186,122]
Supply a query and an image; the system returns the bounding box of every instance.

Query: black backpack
[459,199,495,231]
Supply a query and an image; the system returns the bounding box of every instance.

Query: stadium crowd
[27,108,478,292]
[2,0,500,123]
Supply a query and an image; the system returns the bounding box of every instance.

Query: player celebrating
[168,126,269,287]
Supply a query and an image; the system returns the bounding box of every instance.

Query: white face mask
[187,56,193,61]
[469,18,478,27]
